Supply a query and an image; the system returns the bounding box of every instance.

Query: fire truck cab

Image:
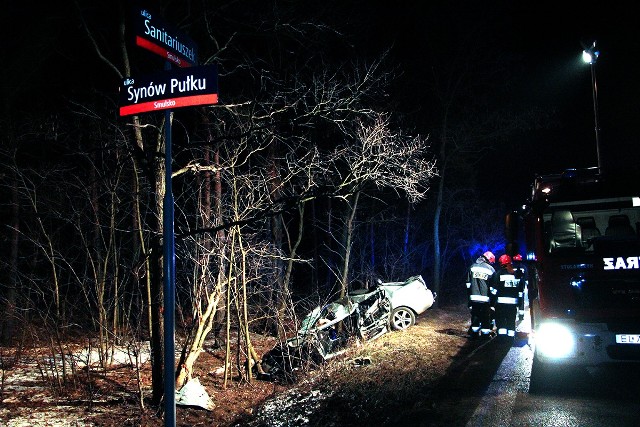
[507,168,640,373]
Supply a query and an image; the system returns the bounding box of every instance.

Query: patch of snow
[0,406,96,426]
[254,388,330,427]
[72,342,151,368]
[176,377,215,411]
[0,342,152,426]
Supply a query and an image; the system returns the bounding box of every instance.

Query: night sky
[367,2,640,206]
[4,1,639,209]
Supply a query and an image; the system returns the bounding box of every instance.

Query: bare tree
[75,0,174,403]
[169,39,410,381]
[0,147,20,345]
[0,1,445,412]
[325,115,437,297]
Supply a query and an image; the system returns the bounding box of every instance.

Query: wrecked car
[377,274,436,331]
[257,275,435,382]
[258,286,392,382]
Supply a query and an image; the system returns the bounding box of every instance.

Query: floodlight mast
[582,41,602,173]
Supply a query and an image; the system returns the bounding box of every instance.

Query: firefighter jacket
[491,265,523,306]
[512,261,528,286]
[512,261,527,313]
[467,256,496,305]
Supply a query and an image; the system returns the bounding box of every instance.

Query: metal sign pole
[162,61,176,427]
[124,9,214,425]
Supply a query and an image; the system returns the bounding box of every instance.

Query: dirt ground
[0,304,471,426]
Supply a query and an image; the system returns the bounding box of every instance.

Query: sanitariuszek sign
[119,64,218,116]
[133,6,198,68]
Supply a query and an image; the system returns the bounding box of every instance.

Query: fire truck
[506,167,640,377]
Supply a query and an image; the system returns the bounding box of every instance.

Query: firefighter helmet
[499,254,512,266]
[483,251,496,264]
[513,254,523,262]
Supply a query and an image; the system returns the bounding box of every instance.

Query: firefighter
[466,251,496,338]
[512,253,527,320]
[491,254,523,339]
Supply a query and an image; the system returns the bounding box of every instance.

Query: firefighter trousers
[470,301,493,336]
[495,303,517,337]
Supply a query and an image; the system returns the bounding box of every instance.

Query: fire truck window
[576,216,601,249]
[605,214,635,237]
[550,210,582,252]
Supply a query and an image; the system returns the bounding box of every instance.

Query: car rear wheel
[390,307,415,330]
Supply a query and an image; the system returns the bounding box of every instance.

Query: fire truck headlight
[536,322,576,359]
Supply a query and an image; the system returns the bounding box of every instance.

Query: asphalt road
[435,314,640,427]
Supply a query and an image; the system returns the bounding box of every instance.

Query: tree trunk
[432,136,447,308]
[174,117,229,388]
[339,191,360,298]
[267,147,286,338]
[213,147,227,344]
[2,169,19,344]
[126,114,166,405]
[278,203,305,338]
[149,232,165,405]
[403,203,411,277]
[369,221,375,277]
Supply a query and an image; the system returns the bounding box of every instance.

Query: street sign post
[126,7,215,426]
[132,6,198,67]
[119,64,218,116]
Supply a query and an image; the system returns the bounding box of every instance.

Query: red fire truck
[506,168,640,379]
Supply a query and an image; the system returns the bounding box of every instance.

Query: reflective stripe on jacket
[492,265,523,307]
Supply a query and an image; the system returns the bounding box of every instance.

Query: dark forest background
[2,0,638,405]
